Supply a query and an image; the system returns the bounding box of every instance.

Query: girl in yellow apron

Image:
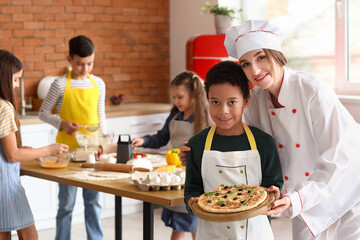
[184,61,283,240]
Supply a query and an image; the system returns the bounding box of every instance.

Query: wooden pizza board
[191,192,275,222]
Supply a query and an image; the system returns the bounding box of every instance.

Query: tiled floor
[12,208,297,240]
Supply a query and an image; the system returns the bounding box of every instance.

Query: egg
[86,154,96,164]
[161,174,171,184]
[153,176,161,184]
[173,175,181,183]
[178,171,185,179]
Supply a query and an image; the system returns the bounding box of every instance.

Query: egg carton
[132,170,185,191]
[132,180,184,191]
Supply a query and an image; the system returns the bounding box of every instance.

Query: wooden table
[20,161,185,240]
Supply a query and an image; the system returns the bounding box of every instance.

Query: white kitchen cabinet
[19,112,169,230]
[20,123,87,229]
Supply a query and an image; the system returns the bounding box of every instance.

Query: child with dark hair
[39,35,105,240]
[0,49,68,240]
[184,61,283,240]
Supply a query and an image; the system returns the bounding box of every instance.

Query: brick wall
[0,0,170,109]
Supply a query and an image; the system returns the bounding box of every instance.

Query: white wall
[169,0,217,80]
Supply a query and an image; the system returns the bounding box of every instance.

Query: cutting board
[191,192,275,222]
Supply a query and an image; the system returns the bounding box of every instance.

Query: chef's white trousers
[333,200,360,240]
[292,200,360,240]
[292,217,328,240]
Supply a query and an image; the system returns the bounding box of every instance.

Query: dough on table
[89,171,131,179]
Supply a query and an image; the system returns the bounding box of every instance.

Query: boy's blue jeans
[55,183,103,240]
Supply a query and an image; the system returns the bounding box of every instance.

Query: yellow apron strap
[204,123,257,150]
[242,122,257,150]
[87,73,98,90]
[66,71,72,89]
[204,125,216,150]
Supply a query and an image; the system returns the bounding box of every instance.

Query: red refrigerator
[186,34,230,81]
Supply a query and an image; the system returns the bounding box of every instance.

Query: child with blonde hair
[132,71,211,240]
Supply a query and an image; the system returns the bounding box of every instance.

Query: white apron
[169,112,194,149]
[169,113,194,213]
[197,123,274,240]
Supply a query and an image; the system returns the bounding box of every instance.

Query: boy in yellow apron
[184,61,283,240]
[39,35,106,240]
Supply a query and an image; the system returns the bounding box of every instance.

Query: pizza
[197,184,268,213]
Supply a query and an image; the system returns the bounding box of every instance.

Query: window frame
[335,0,360,94]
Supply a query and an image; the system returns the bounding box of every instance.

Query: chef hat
[224,20,288,59]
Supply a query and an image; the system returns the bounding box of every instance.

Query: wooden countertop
[19,102,172,125]
[20,160,184,206]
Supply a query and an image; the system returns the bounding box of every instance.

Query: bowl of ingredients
[75,128,100,148]
[98,132,115,145]
[39,153,71,169]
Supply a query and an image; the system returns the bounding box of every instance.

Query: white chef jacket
[243,67,360,236]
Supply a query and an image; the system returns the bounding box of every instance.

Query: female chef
[223,20,360,240]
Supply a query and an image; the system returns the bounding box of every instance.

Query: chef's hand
[48,143,69,156]
[60,120,78,135]
[188,197,199,208]
[132,138,144,148]
[265,195,291,216]
[179,142,191,166]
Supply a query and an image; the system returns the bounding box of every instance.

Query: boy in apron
[39,35,106,240]
[184,61,283,240]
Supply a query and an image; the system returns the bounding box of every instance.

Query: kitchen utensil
[71,148,97,162]
[78,123,101,132]
[80,162,151,172]
[117,134,132,163]
[75,131,99,150]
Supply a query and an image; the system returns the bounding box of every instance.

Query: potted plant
[201,2,244,34]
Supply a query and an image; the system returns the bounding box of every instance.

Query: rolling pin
[81,162,150,172]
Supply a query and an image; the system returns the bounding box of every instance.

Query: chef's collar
[277,67,288,106]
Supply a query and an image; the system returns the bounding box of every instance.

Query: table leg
[143,202,154,240]
[115,196,122,240]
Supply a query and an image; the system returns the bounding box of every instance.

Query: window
[240,0,360,95]
[336,0,360,94]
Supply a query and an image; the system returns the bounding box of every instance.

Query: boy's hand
[132,138,144,148]
[267,185,281,200]
[60,120,78,135]
[179,142,190,166]
[188,197,199,208]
